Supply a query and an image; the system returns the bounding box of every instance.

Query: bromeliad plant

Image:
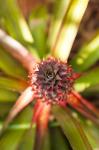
[0,0,99,150]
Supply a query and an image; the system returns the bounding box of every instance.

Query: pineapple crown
[30,57,75,104]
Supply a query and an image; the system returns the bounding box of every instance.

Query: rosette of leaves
[0,0,99,150]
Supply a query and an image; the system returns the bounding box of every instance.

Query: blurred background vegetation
[0,0,99,150]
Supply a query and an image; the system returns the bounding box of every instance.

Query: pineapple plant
[0,0,99,150]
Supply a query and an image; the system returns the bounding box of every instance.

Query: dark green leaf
[18,128,36,150]
[52,105,92,150]
[50,127,70,150]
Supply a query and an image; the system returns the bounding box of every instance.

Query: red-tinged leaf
[52,105,92,150]
[32,100,45,123]
[68,91,99,125]
[41,129,51,150]
[33,102,51,150]
[0,29,37,72]
[2,86,34,130]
